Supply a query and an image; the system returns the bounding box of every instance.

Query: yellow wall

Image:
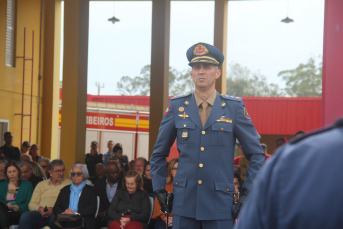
[0,0,43,149]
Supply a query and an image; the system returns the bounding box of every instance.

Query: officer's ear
[215,67,221,79]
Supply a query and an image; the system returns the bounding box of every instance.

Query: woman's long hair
[166,158,178,184]
[5,160,22,187]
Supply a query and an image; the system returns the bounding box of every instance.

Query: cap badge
[179,107,184,112]
[193,44,209,56]
[178,112,189,119]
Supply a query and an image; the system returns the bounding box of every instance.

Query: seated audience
[129,160,135,171]
[0,160,33,228]
[276,137,286,149]
[0,160,7,183]
[234,142,245,165]
[233,165,241,176]
[108,170,150,229]
[94,161,122,229]
[233,172,243,203]
[152,158,178,229]
[18,159,72,229]
[143,161,153,195]
[38,158,51,178]
[19,160,43,189]
[52,163,97,229]
[134,157,147,176]
[20,141,31,155]
[0,132,21,161]
[103,140,115,165]
[32,161,46,179]
[20,154,32,161]
[89,163,106,184]
[85,141,103,177]
[29,144,42,162]
[113,146,129,171]
[261,143,271,162]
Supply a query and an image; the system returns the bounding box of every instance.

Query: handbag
[52,214,84,229]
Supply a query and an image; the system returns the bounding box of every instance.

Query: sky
[60,0,325,95]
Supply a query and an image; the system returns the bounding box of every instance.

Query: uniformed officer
[235,117,343,229]
[150,42,265,229]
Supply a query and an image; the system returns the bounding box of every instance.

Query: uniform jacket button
[200,147,204,151]
[175,183,178,185]
[198,180,202,184]
[202,131,205,135]
[184,124,186,127]
[199,163,203,168]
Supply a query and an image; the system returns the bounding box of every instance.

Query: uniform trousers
[172,215,234,229]
[0,202,21,229]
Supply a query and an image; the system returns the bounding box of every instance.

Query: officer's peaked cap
[186,42,224,66]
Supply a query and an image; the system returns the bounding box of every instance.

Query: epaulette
[170,93,192,100]
[220,94,242,101]
[290,117,343,145]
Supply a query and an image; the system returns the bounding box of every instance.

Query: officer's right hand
[154,189,171,214]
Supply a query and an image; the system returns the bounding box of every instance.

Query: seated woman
[29,144,43,162]
[143,161,153,195]
[152,158,178,229]
[0,160,33,229]
[53,163,97,229]
[108,170,150,229]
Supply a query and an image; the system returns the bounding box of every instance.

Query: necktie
[201,102,208,128]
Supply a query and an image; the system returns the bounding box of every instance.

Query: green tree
[278,57,322,97]
[226,63,283,97]
[117,65,192,96]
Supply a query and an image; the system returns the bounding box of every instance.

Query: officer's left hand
[233,188,248,219]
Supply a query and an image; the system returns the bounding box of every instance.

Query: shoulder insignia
[170,93,192,100]
[220,94,242,101]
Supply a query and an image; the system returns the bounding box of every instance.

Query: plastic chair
[95,196,100,218]
[148,196,154,224]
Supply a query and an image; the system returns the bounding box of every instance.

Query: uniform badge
[179,107,184,112]
[164,105,170,115]
[185,101,189,105]
[182,132,188,138]
[178,112,189,119]
[221,102,226,107]
[244,108,250,119]
[216,116,232,123]
[193,44,209,56]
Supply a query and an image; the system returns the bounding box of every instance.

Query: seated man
[20,154,32,161]
[18,159,72,229]
[134,157,147,176]
[88,163,106,184]
[38,158,51,179]
[94,161,122,229]
[19,160,43,189]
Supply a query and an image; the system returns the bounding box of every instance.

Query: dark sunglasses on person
[71,172,83,177]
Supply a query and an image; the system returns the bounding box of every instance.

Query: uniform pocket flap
[212,122,232,132]
[176,122,195,129]
[173,176,187,188]
[215,181,235,192]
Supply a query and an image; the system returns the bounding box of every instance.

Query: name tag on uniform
[216,116,232,123]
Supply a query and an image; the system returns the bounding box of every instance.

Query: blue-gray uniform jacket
[150,92,265,221]
[236,117,343,229]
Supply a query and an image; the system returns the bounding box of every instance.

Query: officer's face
[191,63,221,91]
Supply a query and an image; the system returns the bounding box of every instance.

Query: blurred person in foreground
[236,118,343,229]
[150,43,264,229]
[52,163,97,229]
[108,170,150,229]
[18,159,72,229]
[0,160,33,229]
[152,158,178,229]
[19,160,43,189]
[94,161,122,229]
[38,158,51,179]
